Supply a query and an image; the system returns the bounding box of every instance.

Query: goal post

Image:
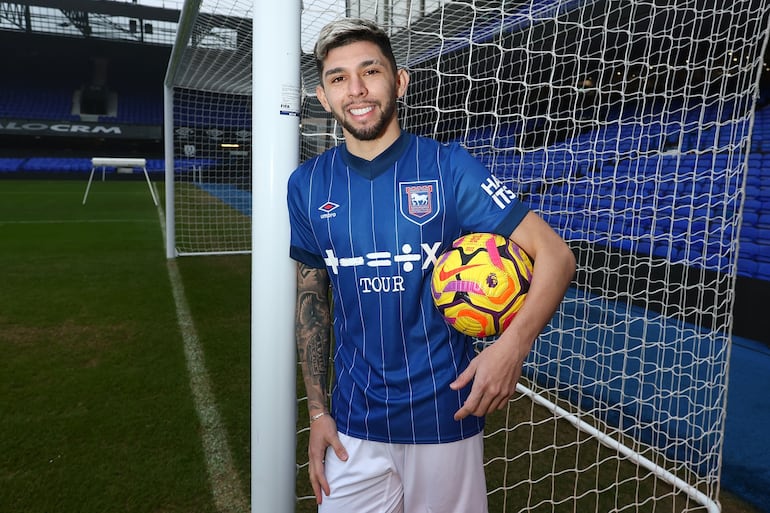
[249,2,301,512]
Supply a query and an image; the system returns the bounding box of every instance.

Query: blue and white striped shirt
[288,131,528,444]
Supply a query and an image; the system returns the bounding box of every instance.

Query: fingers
[452,342,526,420]
[452,362,518,420]
[309,456,330,504]
[453,387,496,421]
[449,360,476,391]
[308,441,328,502]
[308,422,348,504]
[329,436,349,462]
[453,386,511,420]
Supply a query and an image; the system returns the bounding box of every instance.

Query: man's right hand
[308,414,348,504]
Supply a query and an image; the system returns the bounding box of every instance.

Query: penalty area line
[155,202,249,513]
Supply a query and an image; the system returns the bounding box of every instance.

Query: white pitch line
[155,202,249,513]
[0,219,155,225]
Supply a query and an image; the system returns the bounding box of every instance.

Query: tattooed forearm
[295,262,332,414]
[297,292,331,384]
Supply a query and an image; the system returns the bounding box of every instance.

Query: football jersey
[288,131,529,444]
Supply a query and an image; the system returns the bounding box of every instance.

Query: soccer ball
[431,232,533,338]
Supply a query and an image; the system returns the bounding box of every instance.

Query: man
[288,18,576,513]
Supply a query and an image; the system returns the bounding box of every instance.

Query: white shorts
[319,432,487,513]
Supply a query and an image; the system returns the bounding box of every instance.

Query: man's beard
[337,97,397,141]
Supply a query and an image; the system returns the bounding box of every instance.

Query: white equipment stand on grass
[82,157,159,206]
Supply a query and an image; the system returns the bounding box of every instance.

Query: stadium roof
[0,0,195,46]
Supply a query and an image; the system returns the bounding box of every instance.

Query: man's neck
[344,125,402,162]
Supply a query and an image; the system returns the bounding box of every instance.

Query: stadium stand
[0,2,171,168]
[464,99,770,288]
[0,85,81,121]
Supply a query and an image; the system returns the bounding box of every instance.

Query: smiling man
[314,35,407,154]
[287,18,576,513]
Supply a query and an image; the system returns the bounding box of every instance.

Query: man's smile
[348,105,375,116]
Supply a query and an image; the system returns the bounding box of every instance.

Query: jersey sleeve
[287,167,326,269]
[448,143,529,236]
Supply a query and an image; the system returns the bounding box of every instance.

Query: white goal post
[167,0,770,511]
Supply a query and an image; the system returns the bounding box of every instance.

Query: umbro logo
[318,202,339,219]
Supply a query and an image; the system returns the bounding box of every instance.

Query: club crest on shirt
[399,180,439,225]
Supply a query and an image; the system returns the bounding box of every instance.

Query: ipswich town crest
[400,180,440,225]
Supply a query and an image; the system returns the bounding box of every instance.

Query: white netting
[296,1,770,512]
[165,0,253,255]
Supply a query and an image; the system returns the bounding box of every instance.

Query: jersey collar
[340,132,412,180]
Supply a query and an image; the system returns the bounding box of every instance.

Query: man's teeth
[350,106,373,116]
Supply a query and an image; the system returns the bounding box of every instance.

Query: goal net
[164,0,253,256]
[295,1,770,512]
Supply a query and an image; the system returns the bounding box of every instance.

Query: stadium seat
[0,158,25,173]
[755,262,770,281]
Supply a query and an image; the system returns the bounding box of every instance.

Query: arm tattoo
[295,262,332,414]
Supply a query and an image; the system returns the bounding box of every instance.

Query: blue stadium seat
[21,157,92,173]
[451,97,770,280]
[756,262,770,281]
[0,158,25,173]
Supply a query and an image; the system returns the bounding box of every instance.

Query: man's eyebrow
[323,59,385,78]
[359,59,382,68]
[323,66,345,78]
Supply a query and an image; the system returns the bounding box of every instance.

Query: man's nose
[347,75,367,96]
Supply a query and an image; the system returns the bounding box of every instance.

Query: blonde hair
[314,18,398,77]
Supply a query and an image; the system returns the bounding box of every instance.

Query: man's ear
[316,84,332,113]
[396,68,410,98]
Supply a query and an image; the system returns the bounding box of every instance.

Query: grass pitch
[0,179,761,513]
[0,180,217,512]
